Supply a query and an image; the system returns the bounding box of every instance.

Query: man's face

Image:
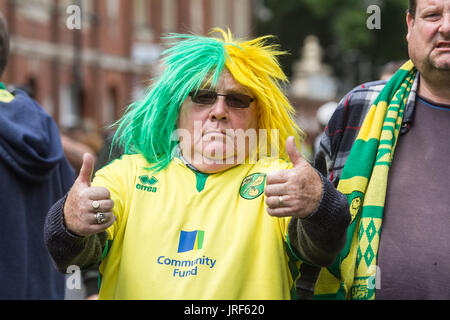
[177,68,258,173]
[407,0,450,74]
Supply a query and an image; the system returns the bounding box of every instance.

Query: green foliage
[256,0,410,84]
[333,8,374,50]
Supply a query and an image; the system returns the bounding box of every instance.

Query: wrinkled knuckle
[265,176,274,185]
[79,187,91,198]
[286,183,299,194]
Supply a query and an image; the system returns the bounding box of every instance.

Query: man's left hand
[265,136,323,218]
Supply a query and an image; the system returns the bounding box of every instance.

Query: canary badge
[239,173,266,200]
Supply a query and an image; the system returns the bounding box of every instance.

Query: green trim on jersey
[98,240,113,290]
[194,171,209,192]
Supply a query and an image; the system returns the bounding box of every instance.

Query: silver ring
[279,195,283,206]
[92,200,100,212]
[95,212,107,224]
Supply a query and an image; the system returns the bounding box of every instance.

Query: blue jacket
[0,85,75,299]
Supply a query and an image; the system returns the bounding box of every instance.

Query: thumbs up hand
[265,136,323,219]
[64,153,115,237]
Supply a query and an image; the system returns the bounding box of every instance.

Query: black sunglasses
[189,90,255,109]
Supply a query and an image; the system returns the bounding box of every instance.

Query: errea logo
[136,175,158,193]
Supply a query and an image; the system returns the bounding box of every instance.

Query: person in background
[61,120,103,174]
[0,13,75,299]
[313,101,337,155]
[311,0,450,299]
[93,128,124,173]
[379,60,408,80]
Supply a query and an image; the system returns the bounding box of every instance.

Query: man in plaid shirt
[295,76,419,299]
[299,0,450,299]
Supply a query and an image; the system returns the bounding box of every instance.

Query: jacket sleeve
[287,171,350,267]
[44,194,108,274]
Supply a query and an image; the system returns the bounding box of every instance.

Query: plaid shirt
[314,75,419,185]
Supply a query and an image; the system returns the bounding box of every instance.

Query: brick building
[0,0,254,131]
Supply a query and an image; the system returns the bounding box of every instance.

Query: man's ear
[406,11,414,42]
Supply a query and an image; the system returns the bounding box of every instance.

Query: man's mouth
[203,130,235,138]
[203,131,226,137]
[435,41,450,50]
[202,131,234,144]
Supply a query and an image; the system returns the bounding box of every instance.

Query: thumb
[285,136,304,167]
[77,153,95,186]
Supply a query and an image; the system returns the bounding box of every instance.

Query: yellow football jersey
[93,154,300,299]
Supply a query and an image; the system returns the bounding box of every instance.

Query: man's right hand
[64,153,115,237]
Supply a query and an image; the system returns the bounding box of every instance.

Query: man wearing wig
[45,29,350,300]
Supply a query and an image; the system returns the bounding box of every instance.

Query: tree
[255,0,409,93]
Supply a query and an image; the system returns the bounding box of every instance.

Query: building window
[134,0,148,29]
[59,84,81,129]
[107,0,120,19]
[134,0,153,41]
[211,0,228,31]
[17,0,53,23]
[162,0,177,33]
[190,0,204,34]
[233,0,251,38]
[104,86,118,126]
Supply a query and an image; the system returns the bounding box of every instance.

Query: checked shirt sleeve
[315,80,387,186]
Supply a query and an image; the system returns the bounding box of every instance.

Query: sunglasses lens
[190,91,217,104]
[226,94,253,108]
[190,90,254,108]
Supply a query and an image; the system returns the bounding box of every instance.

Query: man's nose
[209,96,228,120]
[439,12,450,35]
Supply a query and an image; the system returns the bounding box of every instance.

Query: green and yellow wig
[112,28,302,172]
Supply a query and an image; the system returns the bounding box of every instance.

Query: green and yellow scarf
[314,60,417,300]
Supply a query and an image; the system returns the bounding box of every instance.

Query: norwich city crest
[239,173,266,200]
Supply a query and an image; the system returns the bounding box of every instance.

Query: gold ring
[92,200,100,212]
[279,196,283,206]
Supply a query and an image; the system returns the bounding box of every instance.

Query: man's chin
[200,153,237,165]
[432,61,450,70]
[191,150,241,173]
[201,144,236,162]
[429,53,450,70]
[417,57,450,84]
